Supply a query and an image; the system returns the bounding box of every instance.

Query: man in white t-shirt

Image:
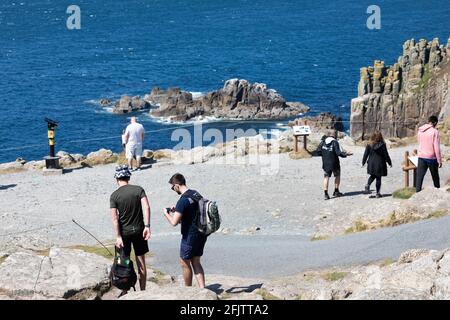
[124,117,145,170]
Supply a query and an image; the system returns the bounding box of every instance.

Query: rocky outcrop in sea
[350,37,450,140]
[110,79,310,121]
[112,95,151,114]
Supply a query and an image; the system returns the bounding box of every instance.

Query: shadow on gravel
[343,191,370,197]
[206,283,263,294]
[368,193,393,198]
[344,191,393,198]
[63,166,90,173]
[0,184,17,190]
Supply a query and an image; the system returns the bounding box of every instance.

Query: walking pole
[71,219,113,256]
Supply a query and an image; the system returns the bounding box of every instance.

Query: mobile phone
[165,207,171,214]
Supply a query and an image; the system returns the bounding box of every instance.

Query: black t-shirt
[110,184,146,237]
[176,189,201,237]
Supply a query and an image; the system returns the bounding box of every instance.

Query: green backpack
[185,191,221,235]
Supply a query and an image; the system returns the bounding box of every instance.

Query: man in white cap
[124,117,145,171]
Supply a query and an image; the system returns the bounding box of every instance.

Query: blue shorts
[180,233,208,260]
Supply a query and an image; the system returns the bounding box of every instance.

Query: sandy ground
[0,143,449,278]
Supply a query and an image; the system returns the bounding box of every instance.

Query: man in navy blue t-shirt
[164,173,208,288]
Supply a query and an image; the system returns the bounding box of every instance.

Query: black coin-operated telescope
[44,118,61,170]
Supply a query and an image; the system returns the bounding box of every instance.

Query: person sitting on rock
[164,173,208,288]
[316,130,349,200]
[110,165,151,293]
[416,115,442,192]
[362,130,392,198]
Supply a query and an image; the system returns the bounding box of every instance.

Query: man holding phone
[164,173,207,288]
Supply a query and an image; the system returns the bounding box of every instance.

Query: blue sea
[0,0,449,163]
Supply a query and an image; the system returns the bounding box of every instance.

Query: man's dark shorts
[324,167,341,178]
[122,232,149,257]
[180,233,208,260]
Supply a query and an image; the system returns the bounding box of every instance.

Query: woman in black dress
[362,130,392,198]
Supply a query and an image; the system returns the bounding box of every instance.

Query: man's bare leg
[191,256,205,288]
[136,255,147,290]
[323,176,329,192]
[136,156,142,169]
[180,258,193,286]
[335,175,341,190]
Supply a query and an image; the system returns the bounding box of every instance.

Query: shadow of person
[226,283,263,294]
[0,184,17,190]
[205,283,224,294]
[206,283,263,295]
[342,190,370,197]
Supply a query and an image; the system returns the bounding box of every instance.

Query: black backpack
[110,247,137,292]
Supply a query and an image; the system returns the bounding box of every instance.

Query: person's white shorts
[126,143,143,160]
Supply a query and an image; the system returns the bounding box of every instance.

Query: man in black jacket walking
[317,131,349,200]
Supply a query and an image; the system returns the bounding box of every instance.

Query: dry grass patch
[82,155,119,167]
[427,210,449,219]
[148,269,168,284]
[392,187,416,199]
[310,235,329,241]
[322,271,347,282]
[379,258,395,268]
[255,289,281,300]
[0,254,9,266]
[344,208,449,237]
[345,219,369,234]
[437,117,450,147]
[288,149,313,160]
[68,245,114,259]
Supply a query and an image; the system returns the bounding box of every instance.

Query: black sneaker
[375,193,382,198]
[364,185,370,194]
[333,191,344,197]
[324,193,330,200]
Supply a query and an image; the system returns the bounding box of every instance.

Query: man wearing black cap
[110,165,151,291]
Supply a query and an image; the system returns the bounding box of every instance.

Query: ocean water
[0,0,449,163]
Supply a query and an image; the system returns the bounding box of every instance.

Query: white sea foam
[85,99,102,105]
[148,114,222,125]
[190,91,206,100]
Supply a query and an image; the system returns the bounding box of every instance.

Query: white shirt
[125,122,145,145]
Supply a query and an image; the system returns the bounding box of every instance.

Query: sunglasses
[171,185,176,191]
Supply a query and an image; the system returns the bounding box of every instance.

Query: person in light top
[416,115,442,192]
[124,117,145,171]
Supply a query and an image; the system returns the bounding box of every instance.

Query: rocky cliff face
[350,37,450,140]
[147,79,309,122]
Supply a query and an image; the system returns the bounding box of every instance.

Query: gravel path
[150,214,450,278]
[0,144,448,278]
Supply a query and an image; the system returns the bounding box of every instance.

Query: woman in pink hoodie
[416,116,442,192]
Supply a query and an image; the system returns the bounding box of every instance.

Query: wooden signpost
[293,120,311,152]
[402,149,418,188]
